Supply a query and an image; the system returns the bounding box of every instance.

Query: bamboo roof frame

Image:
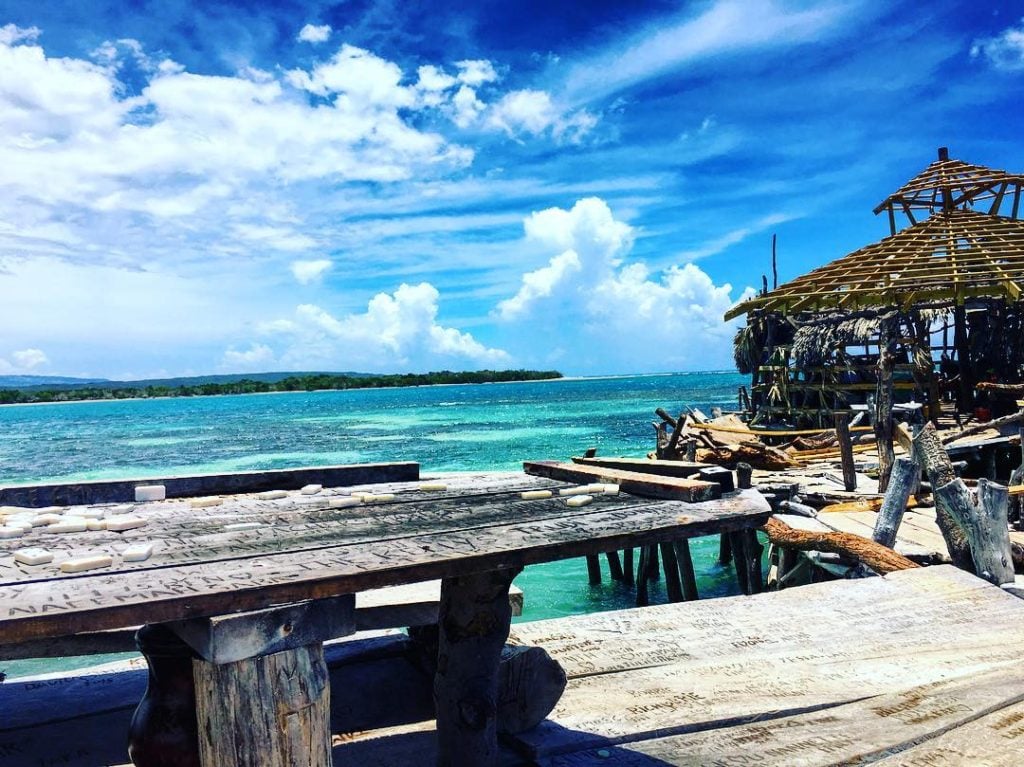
[724,208,1024,321]
[874,156,1024,218]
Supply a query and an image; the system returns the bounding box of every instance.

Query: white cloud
[222,342,276,370]
[259,282,510,371]
[0,347,49,374]
[297,24,332,44]
[561,0,855,105]
[291,259,333,284]
[494,198,757,372]
[971,20,1024,71]
[487,89,596,142]
[234,224,316,252]
[450,85,486,128]
[676,213,796,262]
[0,23,39,45]
[456,60,499,86]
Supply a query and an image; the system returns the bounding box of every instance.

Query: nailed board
[0,471,769,641]
[524,461,721,502]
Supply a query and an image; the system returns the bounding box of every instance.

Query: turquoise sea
[1,371,749,677]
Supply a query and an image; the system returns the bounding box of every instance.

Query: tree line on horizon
[0,369,563,405]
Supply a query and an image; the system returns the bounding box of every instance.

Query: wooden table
[0,470,770,767]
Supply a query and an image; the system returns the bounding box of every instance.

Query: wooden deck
[4,565,1023,766]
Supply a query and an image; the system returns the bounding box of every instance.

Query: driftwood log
[872,457,920,549]
[696,441,798,471]
[761,517,919,575]
[939,408,1024,445]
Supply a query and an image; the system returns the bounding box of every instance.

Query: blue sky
[1,1,1023,379]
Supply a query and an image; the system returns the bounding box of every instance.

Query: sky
[1,1,1023,380]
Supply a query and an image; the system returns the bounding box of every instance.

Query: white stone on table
[256,490,289,501]
[134,485,166,502]
[59,555,113,573]
[300,484,323,495]
[122,542,155,562]
[105,517,148,532]
[14,548,54,566]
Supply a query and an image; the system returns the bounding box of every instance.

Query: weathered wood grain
[194,643,331,767]
[0,489,770,642]
[569,457,711,478]
[524,461,721,502]
[0,462,420,507]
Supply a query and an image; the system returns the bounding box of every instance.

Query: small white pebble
[224,522,263,531]
[558,487,592,497]
[86,519,106,531]
[521,490,553,500]
[329,497,362,509]
[419,482,447,492]
[14,547,54,566]
[566,495,594,508]
[60,555,113,573]
[47,517,88,534]
[122,542,155,562]
[134,485,166,502]
[190,497,223,508]
[256,490,288,501]
[300,484,323,495]
[0,526,26,539]
[105,516,148,532]
[601,484,620,495]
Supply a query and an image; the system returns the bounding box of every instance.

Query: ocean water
[1,371,750,677]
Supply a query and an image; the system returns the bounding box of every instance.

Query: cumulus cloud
[291,259,332,284]
[971,20,1024,71]
[487,90,596,142]
[222,343,275,370]
[0,347,49,374]
[455,59,499,86]
[0,23,39,45]
[494,198,757,372]
[257,282,510,371]
[297,23,332,44]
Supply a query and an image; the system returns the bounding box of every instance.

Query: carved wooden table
[0,471,770,767]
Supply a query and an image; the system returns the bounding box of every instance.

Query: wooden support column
[745,530,765,594]
[875,315,898,493]
[672,539,699,601]
[168,595,355,767]
[605,550,625,581]
[872,456,919,548]
[833,412,857,491]
[953,304,972,412]
[635,547,650,606]
[435,567,521,767]
[659,542,684,602]
[933,478,1014,585]
[729,531,750,595]
[622,547,635,585]
[718,533,733,566]
[585,555,602,585]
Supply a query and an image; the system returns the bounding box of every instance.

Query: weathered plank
[0,462,420,507]
[0,490,770,642]
[569,457,711,478]
[524,461,721,502]
[542,669,1024,766]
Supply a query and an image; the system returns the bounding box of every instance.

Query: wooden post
[872,456,919,548]
[193,644,331,767]
[435,567,521,767]
[735,462,753,490]
[672,540,699,601]
[635,547,650,606]
[605,550,624,582]
[659,542,684,602]
[683,438,697,462]
[729,531,750,595]
[585,555,602,585]
[833,412,857,491]
[622,547,635,586]
[875,315,898,493]
[953,304,973,412]
[933,478,1014,585]
[718,533,733,566]
[745,530,764,594]
[664,411,687,459]
[646,543,660,581]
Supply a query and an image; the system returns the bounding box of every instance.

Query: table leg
[435,567,522,767]
[193,642,332,767]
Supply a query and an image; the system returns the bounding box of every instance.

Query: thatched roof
[725,209,1024,320]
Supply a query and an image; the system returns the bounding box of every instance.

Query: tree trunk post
[872,456,920,548]
[435,567,522,767]
[933,479,1014,585]
[622,547,634,585]
[718,533,733,566]
[585,555,602,585]
[605,550,624,581]
[910,423,975,571]
[659,542,684,602]
[635,546,650,606]
[729,531,751,595]
[735,462,753,490]
[672,539,699,601]
[833,412,857,491]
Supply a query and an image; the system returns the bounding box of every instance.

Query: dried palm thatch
[790,314,882,368]
[733,321,765,375]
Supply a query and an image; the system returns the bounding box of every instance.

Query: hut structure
[726,148,1024,484]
